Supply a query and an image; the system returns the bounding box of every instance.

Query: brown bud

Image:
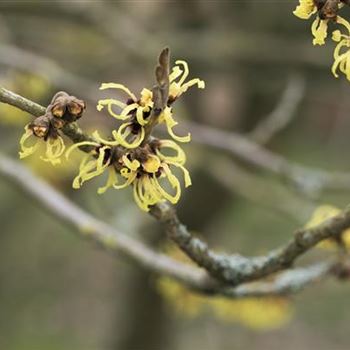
[50,116,66,129]
[51,102,65,118]
[67,98,85,117]
[32,125,48,138]
[318,0,339,20]
[29,115,50,138]
[49,92,86,122]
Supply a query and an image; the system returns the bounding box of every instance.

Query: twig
[221,262,332,298]
[186,121,350,194]
[207,156,315,224]
[249,74,305,145]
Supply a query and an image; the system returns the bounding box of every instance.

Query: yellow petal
[41,136,65,166]
[167,161,192,188]
[293,0,316,20]
[311,17,328,46]
[97,99,129,120]
[122,155,141,171]
[179,78,205,95]
[174,60,189,86]
[136,106,149,126]
[114,122,145,148]
[153,163,181,204]
[71,147,110,189]
[65,141,100,160]
[113,169,137,189]
[92,130,120,146]
[169,66,183,82]
[157,139,186,164]
[98,167,119,194]
[99,83,137,101]
[337,16,350,35]
[160,108,191,143]
[19,125,37,159]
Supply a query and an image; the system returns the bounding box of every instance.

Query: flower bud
[29,115,50,138]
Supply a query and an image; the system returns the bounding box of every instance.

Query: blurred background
[1,1,350,349]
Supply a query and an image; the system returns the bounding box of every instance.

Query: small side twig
[249,74,305,145]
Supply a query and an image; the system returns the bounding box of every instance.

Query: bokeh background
[1,1,350,349]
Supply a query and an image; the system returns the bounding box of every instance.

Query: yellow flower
[95,84,151,148]
[66,141,117,193]
[168,60,205,101]
[212,297,292,330]
[19,124,65,166]
[67,139,191,211]
[293,0,317,19]
[158,106,191,143]
[293,0,330,46]
[304,204,350,249]
[331,17,350,80]
[311,17,329,45]
[116,141,191,212]
[95,60,204,147]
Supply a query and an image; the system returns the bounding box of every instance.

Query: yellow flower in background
[157,244,292,330]
[293,0,329,45]
[19,125,65,166]
[331,17,350,80]
[0,73,50,126]
[212,297,292,330]
[293,0,317,19]
[95,60,204,147]
[311,17,329,45]
[304,204,350,249]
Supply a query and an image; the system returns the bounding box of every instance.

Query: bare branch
[208,156,315,224]
[186,121,350,194]
[220,262,332,298]
[249,75,305,145]
[0,152,338,299]
[151,201,350,286]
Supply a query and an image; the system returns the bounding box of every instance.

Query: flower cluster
[67,54,204,211]
[93,59,204,147]
[66,138,191,211]
[293,0,350,81]
[19,92,85,165]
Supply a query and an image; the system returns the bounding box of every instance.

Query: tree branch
[151,200,350,286]
[0,152,337,299]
